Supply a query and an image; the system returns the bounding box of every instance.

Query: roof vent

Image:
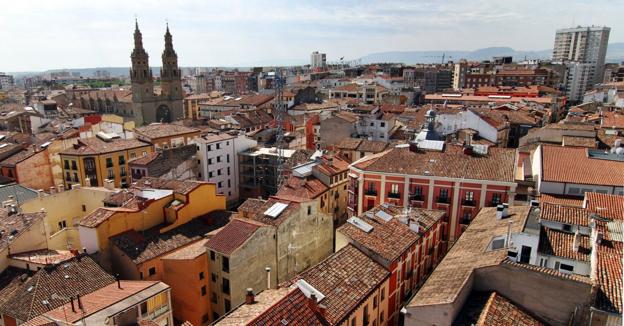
[296,279,325,302]
[375,210,393,222]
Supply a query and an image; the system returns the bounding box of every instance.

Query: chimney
[496,205,504,219]
[265,267,271,289]
[245,288,255,304]
[84,177,90,187]
[573,230,581,252]
[309,293,318,307]
[71,183,81,190]
[77,294,83,311]
[70,296,76,313]
[58,184,65,192]
[502,203,509,218]
[116,274,122,289]
[49,186,56,194]
[37,189,44,198]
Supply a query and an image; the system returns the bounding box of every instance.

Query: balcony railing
[462,199,476,207]
[436,196,450,204]
[410,194,424,201]
[364,189,377,196]
[387,192,401,199]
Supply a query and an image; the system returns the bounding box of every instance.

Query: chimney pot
[77,294,83,310]
[496,205,504,219]
[245,288,255,304]
[116,274,121,289]
[70,296,76,313]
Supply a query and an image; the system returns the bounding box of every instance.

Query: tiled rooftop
[134,123,200,140]
[206,218,263,255]
[242,198,300,227]
[353,144,516,183]
[60,137,151,156]
[408,206,531,307]
[110,213,231,264]
[539,194,583,207]
[247,288,323,325]
[9,249,77,265]
[215,288,291,325]
[162,238,210,260]
[594,240,623,314]
[538,227,591,261]
[338,205,444,263]
[585,192,624,220]
[274,176,328,202]
[292,244,389,325]
[476,292,545,326]
[540,203,590,227]
[0,209,45,252]
[540,145,624,186]
[0,255,116,322]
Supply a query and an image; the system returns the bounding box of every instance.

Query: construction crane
[273,67,286,190]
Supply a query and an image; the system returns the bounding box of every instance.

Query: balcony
[436,196,450,204]
[410,194,424,201]
[387,191,401,199]
[364,189,377,196]
[462,199,476,207]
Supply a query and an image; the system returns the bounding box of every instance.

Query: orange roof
[540,203,590,227]
[585,193,624,220]
[539,194,583,207]
[476,292,545,326]
[206,219,263,254]
[540,146,624,187]
[274,176,328,202]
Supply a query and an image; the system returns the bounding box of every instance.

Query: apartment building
[348,142,517,242]
[195,133,257,205]
[553,26,610,85]
[336,204,446,324]
[59,134,153,188]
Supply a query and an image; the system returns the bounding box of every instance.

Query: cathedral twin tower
[129,20,183,125]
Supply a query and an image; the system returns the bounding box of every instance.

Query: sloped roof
[540,145,624,186]
[206,218,263,255]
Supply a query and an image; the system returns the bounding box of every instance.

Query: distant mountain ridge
[359,43,624,64]
[8,43,624,77]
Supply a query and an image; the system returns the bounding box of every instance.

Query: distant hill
[359,43,624,64]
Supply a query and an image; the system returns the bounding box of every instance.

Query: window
[140,302,147,315]
[106,157,113,168]
[380,122,385,127]
[439,189,449,200]
[71,161,77,170]
[210,251,215,261]
[148,267,156,276]
[201,285,207,296]
[199,272,205,280]
[465,191,474,201]
[373,296,378,308]
[227,167,230,175]
[224,299,231,312]
[218,181,223,188]
[208,158,213,165]
[554,261,560,270]
[392,184,399,193]
[211,292,217,304]
[216,143,221,150]
[213,312,220,320]
[222,278,230,294]
[492,193,502,205]
[64,160,70,169]
[130,152,136,159]
[380,311,384,323]
[490,237,506,250]
[118,155,125,165]
[65,172,71,182]
[202,314,209,323]
[381,287,385,300]
[222,256,229,272]
[560,264,574,272]
[107,168,114,179]
[209,171,213,178]
[351,317,356,326]
[82,204,86,212]
[207,145,212,151]
[58,220,67,230]
[217,156,221,163]
[211,273,217,282]
[307,206,311,215]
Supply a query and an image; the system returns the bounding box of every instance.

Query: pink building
[348,143,518,242]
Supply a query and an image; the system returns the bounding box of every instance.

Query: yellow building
[19,186,114,251]
[184,93,216,119]
[59,135,153,188]
[78,178,226,270]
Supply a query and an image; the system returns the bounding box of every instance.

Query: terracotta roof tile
[0,255,116,322]
[336,138,362,150]
[357,140,388,153]
[539,194,584,207]
[540,203,590,227]
[292,245,389,325]
[594,240,623,314]
[0,209,45,252]
[247,289,323,325]
[110,213,230,264]
[274,176,328,202]
[215,288,291,325]
[206,218,263,255]
[585,193,624,220]
[134,123,200,140]
[60,137,151,156]
[476,292,545,326]
[338,205,444,262]
[538,227,590,261]
[354,144,516,183]
[540,145,624,186]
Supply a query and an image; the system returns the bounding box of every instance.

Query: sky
[1,0,623,72]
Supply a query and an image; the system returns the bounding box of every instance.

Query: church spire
[133,18,144,50]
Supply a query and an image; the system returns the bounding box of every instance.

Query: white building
[0,73,14,90]
[563,62,594,102]
[310,51,327,69]
[553,26,610,88]
[194,133,257,205]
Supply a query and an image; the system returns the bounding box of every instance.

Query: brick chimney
[245,288,255,304]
